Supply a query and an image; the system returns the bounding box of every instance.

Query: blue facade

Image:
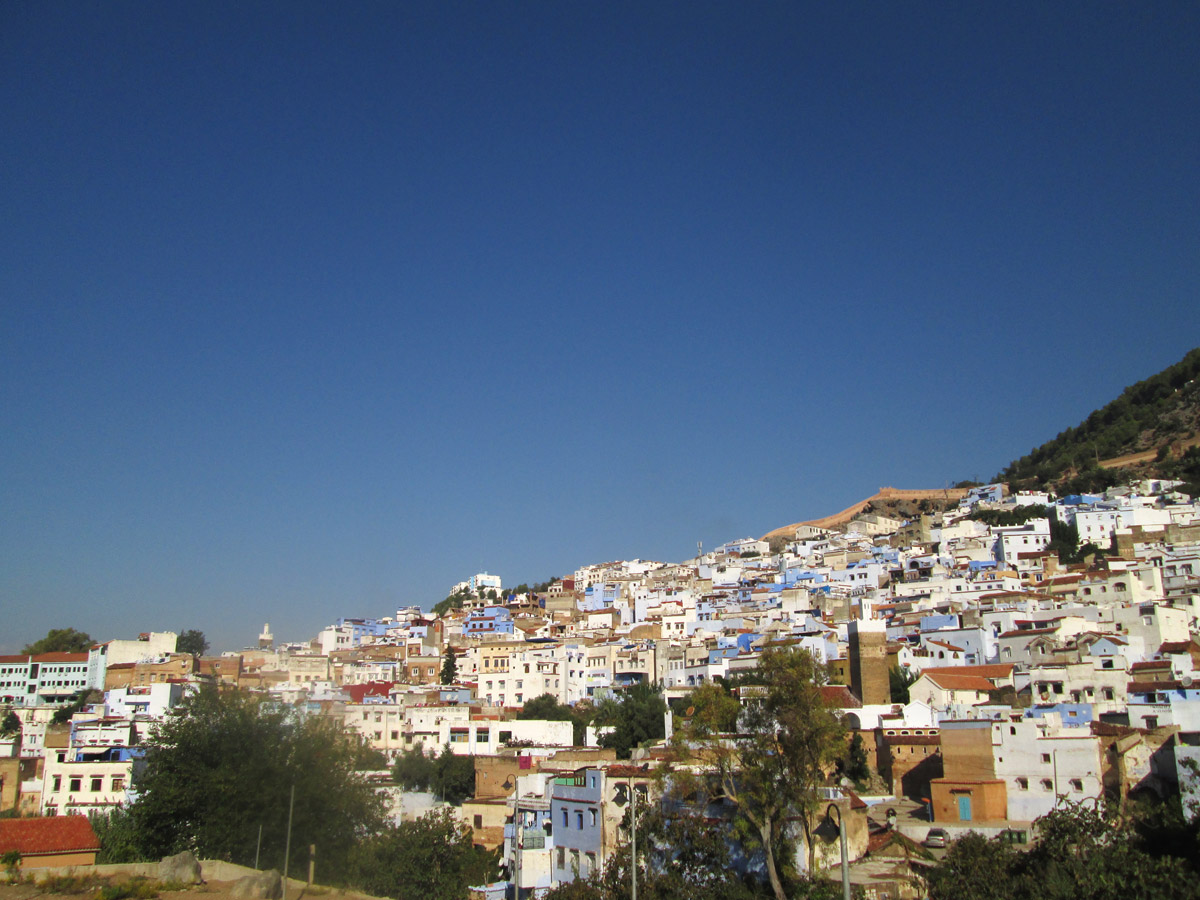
[464,606,515,636]
[919,614,960,632]
[550,769,604,882]
[1025,704,1093,727]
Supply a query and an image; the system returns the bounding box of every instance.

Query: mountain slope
[999,347,1200,494]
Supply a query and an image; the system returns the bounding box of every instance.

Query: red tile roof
[819,685,862,709]
[920,664,1014,680]
[922,672,996,692]
[0,816,100,856]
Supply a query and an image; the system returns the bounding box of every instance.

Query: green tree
[348,809,496,900]
[925,801,1198,900]
[440,650,458,685]
[176,629,209,656]
[837,733,870,788]
[51,689,96,725]
[593,681,667,759]
[393,746,436,791]
[517,693,573,722]
[925,831,1016,900]
[889,665,917,704]
[675,647,846,900]
[516,693,595,747]
[22,628,93,655]
[391,744,475,805]
[0,712,19,738]
[129,688,384,882]
[432,589,472,618]
[90,807,147,864]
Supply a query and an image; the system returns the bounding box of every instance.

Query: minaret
[258,623,274,650]
[848,617,889,705]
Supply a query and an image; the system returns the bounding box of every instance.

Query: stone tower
[848,617,889,706]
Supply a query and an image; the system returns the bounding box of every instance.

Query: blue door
[958,795,973,821]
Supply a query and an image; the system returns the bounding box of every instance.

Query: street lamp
[825,802,851,900]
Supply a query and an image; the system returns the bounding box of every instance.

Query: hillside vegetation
[999,347,1200,495]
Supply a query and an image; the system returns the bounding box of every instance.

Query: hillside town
[2,478,1199,897]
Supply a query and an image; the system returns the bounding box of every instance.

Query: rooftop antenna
[697,541,703,561]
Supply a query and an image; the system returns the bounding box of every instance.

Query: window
[589,809,597,827]
[1041,753,1051,764]
[557,847,565,869]
[1016,777,1028,790]
[91,777,103,792]
[69,777,81,793]
[1069,779,1083,792]
[1041,779,1053,791]
[473,815,483,829]
[576,811,583,830]
[562,809,568,827]
[112,777,124,791]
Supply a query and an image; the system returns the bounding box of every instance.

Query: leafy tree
[129,688,384,882]
[837,733,871,788]
[440,650,458,685]
[90,807,146,864]
[925,831,1016,900]
[0,712,19,738]
[674,647,845,900]
[176,629,209,656]
[517,692,572,722]
[925,801,1198,900]
[391,744,475,805]
[432,589,472,618]
[393,746,436,791]
[516,693,594,746]
[51,689,97,725]
[348,809,497,900]
[889,665,917,704]
[22,628,93,655]
[593,681,667,759]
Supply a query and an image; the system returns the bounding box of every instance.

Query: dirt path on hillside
[1098,434,1200,469]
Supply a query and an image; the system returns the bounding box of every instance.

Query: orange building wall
[930,778,1007,823]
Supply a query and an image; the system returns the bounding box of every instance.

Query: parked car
[923,827,948,848]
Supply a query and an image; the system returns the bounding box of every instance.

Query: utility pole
[282,784,295,900]
[827,803,850,900]
[630,781,637,900]
[513,811,522,900]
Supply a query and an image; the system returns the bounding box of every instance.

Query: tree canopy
[998,346,1200,490]
[516,693,595,746]
[176,629,209,656]
[593,681,667,759]
[925,800,1198,900]
[674,647,845,900]
[440,650,458,685]
[392,744,475,805]
[348,809,496,900]
[129,688,384,881]
[22,627,93,655]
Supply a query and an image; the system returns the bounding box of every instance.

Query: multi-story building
[0,654,90,708]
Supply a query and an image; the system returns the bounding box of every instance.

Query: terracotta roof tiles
[0,817,100,857]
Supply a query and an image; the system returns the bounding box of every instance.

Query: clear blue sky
[2,3,1197,653]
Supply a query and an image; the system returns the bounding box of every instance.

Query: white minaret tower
[258,623,274,650]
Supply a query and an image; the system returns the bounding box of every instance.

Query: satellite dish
[1182,675,1194,687]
